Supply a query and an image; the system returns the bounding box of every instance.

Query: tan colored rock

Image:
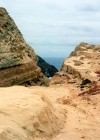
[0,8,48,86]
[0,8,35,68]
[51,42,100,87]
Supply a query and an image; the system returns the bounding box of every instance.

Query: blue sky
[0,0,100,57]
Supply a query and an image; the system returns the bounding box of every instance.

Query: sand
[0,85,100,140]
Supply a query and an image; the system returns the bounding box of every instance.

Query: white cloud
[1,0,100,57]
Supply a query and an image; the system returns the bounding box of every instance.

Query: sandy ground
[0,85,100,140]
[30,85,100,140]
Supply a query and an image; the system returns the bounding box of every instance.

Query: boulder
[0,7,48,87]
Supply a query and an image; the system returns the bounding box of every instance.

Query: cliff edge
[51,42,100,88]
[0,8,48,86]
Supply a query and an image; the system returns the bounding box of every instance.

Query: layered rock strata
[0,7,48,86]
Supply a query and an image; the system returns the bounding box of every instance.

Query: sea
[43,57,67,70]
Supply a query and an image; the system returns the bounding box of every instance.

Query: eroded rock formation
[50,42,100,88]
[0,7,48,87]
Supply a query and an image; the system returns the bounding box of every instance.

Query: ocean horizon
[43,57,68,70]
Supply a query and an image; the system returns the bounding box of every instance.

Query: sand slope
[30,85,100,140]
[0,86,65,140]
[0,85,100,140]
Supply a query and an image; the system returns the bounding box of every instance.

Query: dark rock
[36,55,58,77]
[81,79,91,86]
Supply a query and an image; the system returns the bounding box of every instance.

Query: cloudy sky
[0,0,100,57]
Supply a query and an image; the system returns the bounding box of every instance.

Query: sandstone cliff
[0,8,48,87]
[50,42,100,88]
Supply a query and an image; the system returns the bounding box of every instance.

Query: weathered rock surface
[37,55,58,77]
[50,42,100,87]
[0,86,65,140]
[0,7,48,87]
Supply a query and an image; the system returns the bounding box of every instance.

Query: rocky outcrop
[0,7,48,87]
[50,42,100,88]
[37,55,58,77]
